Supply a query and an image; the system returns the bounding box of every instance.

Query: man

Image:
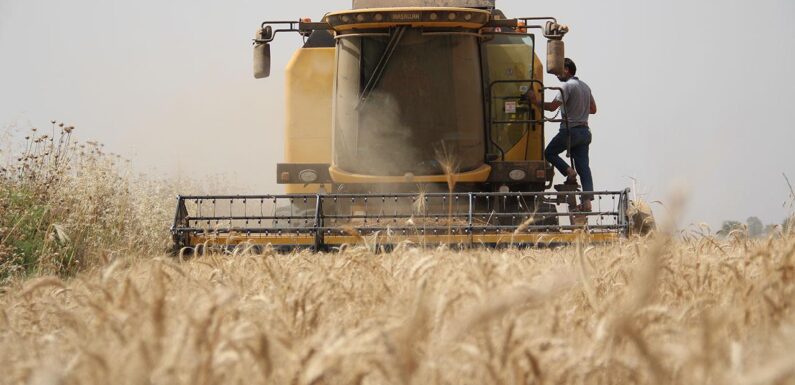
[529,58,597,211]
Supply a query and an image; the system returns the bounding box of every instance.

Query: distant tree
[746,217,764,237]
[718,220,743,237]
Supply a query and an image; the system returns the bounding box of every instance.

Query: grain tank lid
[353,0,495,9]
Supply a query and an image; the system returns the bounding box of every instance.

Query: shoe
[576,203,592,212]
[565,168,578,184]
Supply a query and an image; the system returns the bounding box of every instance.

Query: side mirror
[546,39,564,76]
[253,27,273,79]
[253,43,271,79]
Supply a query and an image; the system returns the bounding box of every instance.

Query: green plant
[0,122,176,282]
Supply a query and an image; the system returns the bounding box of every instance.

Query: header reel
[172,190,633,254]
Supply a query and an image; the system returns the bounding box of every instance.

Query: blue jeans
[545,126,593,199]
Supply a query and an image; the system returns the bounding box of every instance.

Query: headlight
[509,169,527,181]
[299,169,319,183]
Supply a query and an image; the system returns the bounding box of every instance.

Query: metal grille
[172,190,630,251]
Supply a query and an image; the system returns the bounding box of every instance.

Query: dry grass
[1,228,795,385]
[0,123,185,280]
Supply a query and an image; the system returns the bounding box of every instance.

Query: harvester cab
[171,0,646,253]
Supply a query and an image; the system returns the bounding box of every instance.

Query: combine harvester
[172,0,649,253]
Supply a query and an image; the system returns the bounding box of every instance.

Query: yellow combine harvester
[172,0,644,252]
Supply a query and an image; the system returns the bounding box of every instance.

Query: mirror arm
[516,16,558,24]
[514,17,568,40]
[252,19,333,79]
[483,17,568,41]
[500,17,567,76]
[299,21,333,32]
[255,20,333,44]
[483,19,518,29]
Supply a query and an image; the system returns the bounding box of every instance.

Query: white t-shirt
[554,77,593,128]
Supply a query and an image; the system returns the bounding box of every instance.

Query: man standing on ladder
[529,58,597,212]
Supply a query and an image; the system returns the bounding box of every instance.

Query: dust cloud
[347,91,422,176]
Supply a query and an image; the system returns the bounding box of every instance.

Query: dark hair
[564,58,577,76]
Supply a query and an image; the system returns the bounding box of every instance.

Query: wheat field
[2,126,795,385]
[2,232,795,385]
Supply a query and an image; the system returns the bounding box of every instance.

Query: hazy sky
[1,0,793,229]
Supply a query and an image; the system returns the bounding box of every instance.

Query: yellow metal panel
[190,235,315,246]
[323,233,620,245]
[324,233,619,245]
[485,44,545,162]
[504,53,543,161]
[329,164,492,184]
[284,47,335,193]
[187,232,621,248]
